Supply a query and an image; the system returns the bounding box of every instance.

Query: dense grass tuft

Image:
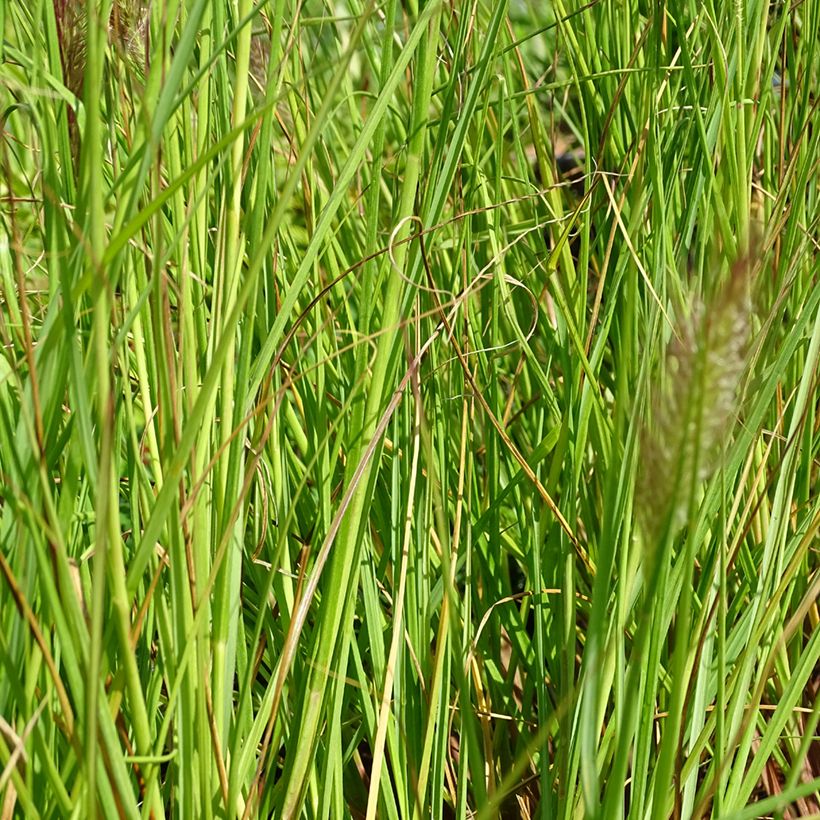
[1,0,819,817]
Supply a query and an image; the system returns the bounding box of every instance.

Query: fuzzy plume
[637,254,753,547]
[53,0,148,162]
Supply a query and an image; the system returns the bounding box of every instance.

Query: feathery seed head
[637,252,753,550]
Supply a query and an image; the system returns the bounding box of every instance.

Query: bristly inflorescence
[53,0,147,95]
[52,0,148,161]
[637,253,753,549]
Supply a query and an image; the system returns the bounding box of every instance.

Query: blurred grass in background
[0,0,819,816]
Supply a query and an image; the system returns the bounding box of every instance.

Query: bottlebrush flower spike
[638,252,753,547]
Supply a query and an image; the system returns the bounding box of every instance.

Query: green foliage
[0,0,818,817]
